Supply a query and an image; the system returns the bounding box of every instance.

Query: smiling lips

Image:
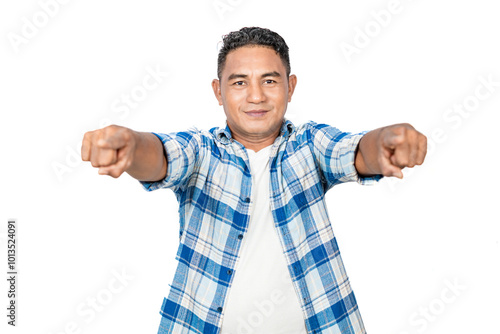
[245,109,269,117]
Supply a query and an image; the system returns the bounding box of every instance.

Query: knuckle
[407,155,416,168]
[395,156,409,167]
[403,122,414,129]
[105,124,121,135]
[102,125,116,137]
[81,147,88,161]
[394,125,405,135]
[394,135,405,145]
[421,134,428,146]
[95,129,105,142]
[398,123,414,132]
[120,128,131,142]
[83,130,94,139]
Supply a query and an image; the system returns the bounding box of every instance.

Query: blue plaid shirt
[141,120,382,334]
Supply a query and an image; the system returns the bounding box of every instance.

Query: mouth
[244,109,269,117]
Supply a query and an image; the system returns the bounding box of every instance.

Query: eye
[233,81,245,86]
[264,79,277,84]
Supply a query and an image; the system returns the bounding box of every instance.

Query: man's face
[212,46,297,149]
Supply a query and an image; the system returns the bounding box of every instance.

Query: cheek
[225,92,245,110]
[270,95,287,111]
[269,88,288,102]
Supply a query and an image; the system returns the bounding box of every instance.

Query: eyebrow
[227,71,282,81]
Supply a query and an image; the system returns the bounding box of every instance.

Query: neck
[231,130,279,153]
[235,135,276,152]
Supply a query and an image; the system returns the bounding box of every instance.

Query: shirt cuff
[139,132,181,192]
[341,132,383,185]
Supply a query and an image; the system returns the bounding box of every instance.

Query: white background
[1,0,499,333]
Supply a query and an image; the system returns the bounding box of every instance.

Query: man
[82,27,426,334]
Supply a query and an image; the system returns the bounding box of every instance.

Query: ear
[287,74,297,102]
[212,79,223,106]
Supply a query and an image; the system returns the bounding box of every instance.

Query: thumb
[380,150,404,179]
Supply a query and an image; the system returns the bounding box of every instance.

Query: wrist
[355,128,382,176]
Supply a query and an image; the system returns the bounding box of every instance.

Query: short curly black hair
[217,27,291,80]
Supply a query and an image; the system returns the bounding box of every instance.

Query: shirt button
[238,234,243,240]
[227,269,233,275]
[244,197,250,203]
[217,306,223,313]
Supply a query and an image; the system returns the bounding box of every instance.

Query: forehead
[222,46,286,77]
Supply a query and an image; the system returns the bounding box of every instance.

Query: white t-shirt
[220,145,306,334]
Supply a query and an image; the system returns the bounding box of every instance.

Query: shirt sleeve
[305,122,383,189]
[140,129,204,192]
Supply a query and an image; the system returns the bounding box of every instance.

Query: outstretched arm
[81,125,167,181]
[355,123,427,179]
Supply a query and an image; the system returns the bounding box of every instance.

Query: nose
[246,82,266,103]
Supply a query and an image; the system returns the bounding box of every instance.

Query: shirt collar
[214,118,295,145]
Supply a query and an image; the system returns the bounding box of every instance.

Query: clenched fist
[81,125,167,181]
[355,123,427,178]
